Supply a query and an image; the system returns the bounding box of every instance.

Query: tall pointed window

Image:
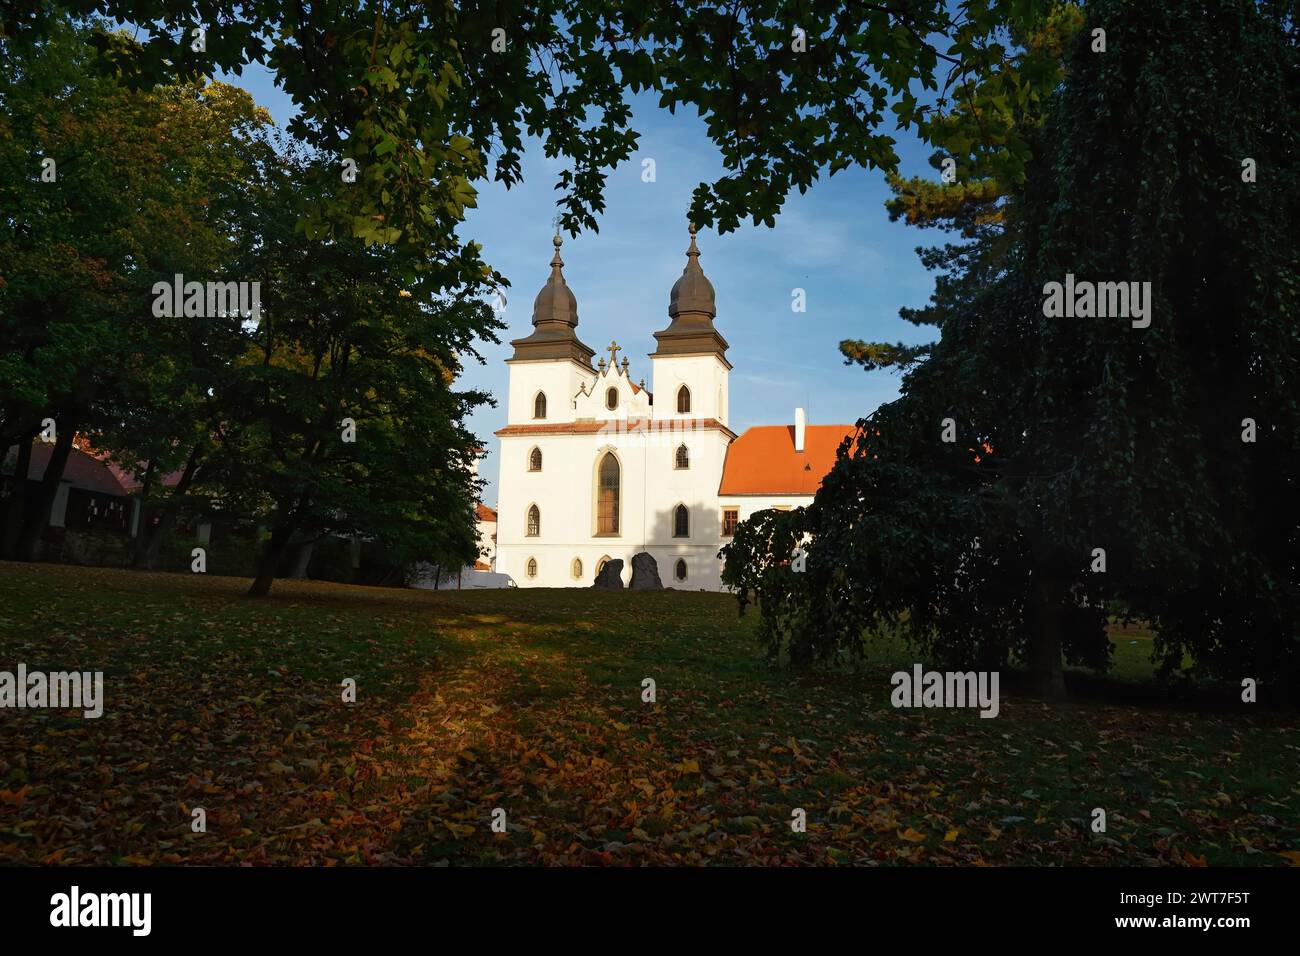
[596,453,620,535]
[677,385,691,414]
[674,559,687,581]
[526,557,538,578]
[673,504,690,538]
[529,447,542,471]
[527,504,540,537]
[534,392,547,419]
[675,444,690,469]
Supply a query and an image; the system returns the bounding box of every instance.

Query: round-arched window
[606,387,619,410]
[596,453,619,534]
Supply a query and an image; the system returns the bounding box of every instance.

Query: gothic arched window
[529,447,542,471]
[526,504,540,537]
[675,444,690,469]
[526,557,538,578]
[673,504,690,538]
[571,557,583,580]
[677,385,691,414]
[596,453,620,535]
[674,558,687,581]
[533,392,547,419]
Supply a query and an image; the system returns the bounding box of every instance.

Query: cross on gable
[606,341,621,368]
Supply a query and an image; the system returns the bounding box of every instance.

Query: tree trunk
[248,522,296,597]
[133,444,202,570]
[16,424,74,561]
[1027,572,1068,700]
[288,537,315,579]
[1,435,34,559]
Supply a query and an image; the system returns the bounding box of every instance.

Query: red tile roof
[476,503,497,523]
[4,444,129,497]
[718,424,857,496]
[5,442,184,496]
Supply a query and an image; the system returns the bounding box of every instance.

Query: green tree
[725,0,1300,699]
[7,1,1059,248]
[0,18,271,559]
[199,149,499,597]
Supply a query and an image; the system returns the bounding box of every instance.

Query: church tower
[650,224,730,426]
[504,230,596,425]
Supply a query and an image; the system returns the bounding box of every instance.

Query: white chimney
[794,407,806,453]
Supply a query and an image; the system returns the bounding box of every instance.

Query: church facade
[493,226,854,590]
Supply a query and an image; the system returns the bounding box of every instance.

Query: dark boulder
[629,551,663,590]
[592,558,624,589]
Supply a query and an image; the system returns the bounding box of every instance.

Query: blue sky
[221,65,944,507]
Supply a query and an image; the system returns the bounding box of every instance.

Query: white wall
[650,353,730,425]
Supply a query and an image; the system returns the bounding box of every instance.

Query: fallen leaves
[0,565,1297,867]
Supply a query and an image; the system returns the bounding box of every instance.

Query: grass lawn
[0,562,1296,866]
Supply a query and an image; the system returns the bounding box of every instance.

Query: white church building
[493,225,855,590]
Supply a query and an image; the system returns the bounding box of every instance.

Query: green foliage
[733,0,1300,696]
[200,146,501,593]
[7,1,1062,250]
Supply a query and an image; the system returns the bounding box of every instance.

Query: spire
[653,221,729,363]
[509,226,595,366]
[668,221,716,319]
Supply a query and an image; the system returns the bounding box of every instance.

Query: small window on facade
[534,392,547,419]
[529,447,542,471]
[526,557,538,578]
[572,557,583,580]
[721,507,739,537]
[673,504,689,538]
[677,385,691,414]
[527,504,540,537]
[674,558,687,581]
[606,387,618,410]
[675,444,689,469]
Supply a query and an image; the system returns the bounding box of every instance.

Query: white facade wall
[650,352,730,426]
[497,354,814,590]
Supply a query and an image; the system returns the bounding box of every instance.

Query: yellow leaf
[898,827,927,842]
[678,759,700,774]
[631,828,651,841]
[611,721,631,732]
[944,828,959,842]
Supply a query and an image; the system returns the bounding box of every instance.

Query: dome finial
[509,220,595,367]
[687,220,700,258]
